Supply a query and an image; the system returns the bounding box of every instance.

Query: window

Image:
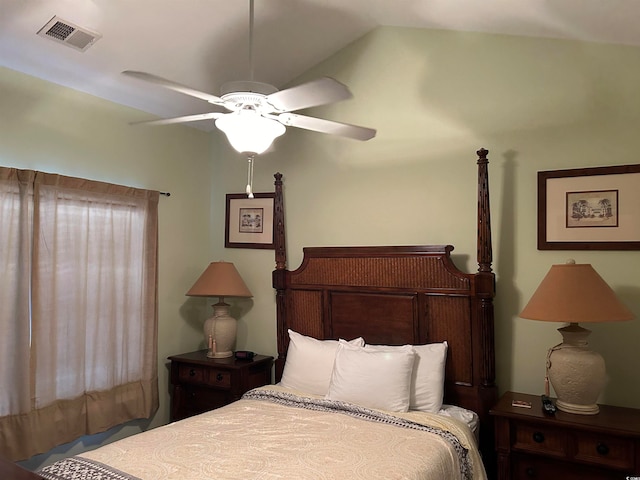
[0,168,159,461]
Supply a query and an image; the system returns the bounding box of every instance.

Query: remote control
[541,395,556,414]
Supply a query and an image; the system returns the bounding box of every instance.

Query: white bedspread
[41,385,486,480]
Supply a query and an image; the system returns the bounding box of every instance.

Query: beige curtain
[0,168,159,461]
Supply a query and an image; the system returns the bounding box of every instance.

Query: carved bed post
[476,148,497,474]
[477,148,492,275]
[272,172,287,381]
[273,172,286,272]
[476,148,496,390]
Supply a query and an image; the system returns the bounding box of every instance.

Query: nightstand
[490,391,640,479]
[0,457,44,480]
[168,350,273,421]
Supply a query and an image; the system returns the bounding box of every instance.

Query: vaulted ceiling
[2,0,639,130]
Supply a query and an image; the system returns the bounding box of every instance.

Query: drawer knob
[189,369,196,377]
[532,432,545,443]
[596,443,609,455]
[216,373,224,382]
[525,467,536,477]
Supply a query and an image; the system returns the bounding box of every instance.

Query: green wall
[3,24,640,470]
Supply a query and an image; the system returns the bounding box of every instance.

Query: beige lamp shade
[519,261,633,323]
[186,261,252,358]
[520,260,634,415]
[186,261,252,299]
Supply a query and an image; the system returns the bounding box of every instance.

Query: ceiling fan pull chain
[246,155,255,198]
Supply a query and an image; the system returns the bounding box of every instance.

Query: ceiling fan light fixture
[215,110,285,154]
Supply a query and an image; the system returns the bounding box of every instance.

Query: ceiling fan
[122,0,376,171]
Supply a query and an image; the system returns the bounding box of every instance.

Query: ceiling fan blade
[267,77,353,112]
[278,113,376,141]
[122,70,225,105]
[130,112,224,126]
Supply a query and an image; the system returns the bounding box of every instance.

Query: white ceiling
[2,0,640,130]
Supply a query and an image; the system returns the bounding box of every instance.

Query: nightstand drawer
[178,364,232,388]
[512,453,621,480]
[178,364,208,384]
[207,369,231,389]
[181,384,229,414]
[574,432,634,470]
[513,422,568,458]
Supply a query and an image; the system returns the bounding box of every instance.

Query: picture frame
[538,164,640,250]
[225,193,275,249]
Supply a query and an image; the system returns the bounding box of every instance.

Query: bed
[37,148,496,480]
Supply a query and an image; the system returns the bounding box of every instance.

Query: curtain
[0,168,160,461]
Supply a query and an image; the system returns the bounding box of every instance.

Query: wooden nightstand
[168,350,273,421]
[490,391,640,479]
[0,457,44,480]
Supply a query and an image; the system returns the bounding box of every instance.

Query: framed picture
[225,193,275,249]
[538,164,640,250]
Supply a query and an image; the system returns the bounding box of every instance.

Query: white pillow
[326,343,415,412]
[365,341,448,412]
[279,329,364,396]
[439,404,479,442]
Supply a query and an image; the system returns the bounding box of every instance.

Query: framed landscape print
[225,193,275,249]
[537,164,640,250]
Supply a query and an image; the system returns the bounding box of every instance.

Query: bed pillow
[325,343,415,412]
[279,329,364,396]
[365,341,448,413]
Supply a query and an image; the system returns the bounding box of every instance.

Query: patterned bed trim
[38,456,142,480]
[243,388,472,480]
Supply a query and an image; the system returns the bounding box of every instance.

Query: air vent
[37,16,101,52]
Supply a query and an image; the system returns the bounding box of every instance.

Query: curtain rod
[159,191,171,197]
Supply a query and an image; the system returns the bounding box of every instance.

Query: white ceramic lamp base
[203,302,237,358]
[548,323,606,415]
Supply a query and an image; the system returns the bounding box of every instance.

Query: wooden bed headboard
[271,148,496,461]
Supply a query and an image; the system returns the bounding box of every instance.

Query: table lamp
[186,261,253,358]
[519,259,634,415]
